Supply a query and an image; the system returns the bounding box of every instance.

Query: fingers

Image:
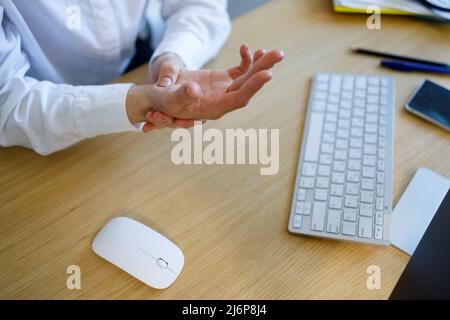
[142,122,157,133]
[220,70,273,115]
[228,44,253,80]
[143,111,196,133]
[157,63,181,87]
[227,49,284,92]
[253,49,266,63]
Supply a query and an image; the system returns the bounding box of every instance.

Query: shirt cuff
[152,31,205,71]
[72,83,139,138]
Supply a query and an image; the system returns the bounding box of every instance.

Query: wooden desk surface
[1,0,449,300]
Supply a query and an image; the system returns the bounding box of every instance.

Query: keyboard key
[368,86,379,95]
[311,201,327,231]
[355,77,367,89]
[355,91,365,99]
[344,195,358,208]
[362,167,376,178]
[297,189,307,201]
[321,143,334,154]
[315,83,328,92]
[361,178,375,190]
[341,100,352,109]
[338,118,350,128]
[345,183,359,195]
[329,197,343,210]
[347,171,360,183]
[318,165,331,176]
[300,177,315,188]
[312,100,326,112]
[378,160,385,171]
[342,221,357,236]
[323,133,335,143]
[296,201,312,215]
[326,210,341,234]
[343,208,358,222]
[316,177,330,189]
[329,94,340,103]
[365,123,377,133]
[293,215,302,229]
[327,102,338,112]
[366,114,378,123]
[349,149,362,159]
[304,113,324,162]
[348,159,361,171]
[330,184,344,196]
[352,117,364,127]
[376,185,384,197]
[376,198,384,211]
[351,128,363,137]
[314,91,327,100]
[330,76,342,93]
[350,138,362,148]
[315,189,328,201]
[363,155,376,167]
[320,154,333,165]
[325,113,337,123]
[336,139,348,150]
[342,91,353,100]
[375,211,384,225]
[337,129,349,139]
[364,145,377,155]
[324,123,337,132]
[333,161,346,172]
[360,204,374,217]
[353,108,365,117]
[361,191,374,204]
[317,74,330,82]
[334,150,347,160]
[377,172,385,184]
[364,134,377,144]
[343,76,354,90]
[332,172,345,184]
[302,163,317,176]
[368,77,380,86]
[359,217,373,238]
[375,225,383,240]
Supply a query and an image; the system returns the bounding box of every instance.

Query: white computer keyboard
[288,73,395,245]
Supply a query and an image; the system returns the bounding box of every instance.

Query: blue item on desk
[381,60,450,75]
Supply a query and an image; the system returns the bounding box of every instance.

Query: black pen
[351,47,450,69]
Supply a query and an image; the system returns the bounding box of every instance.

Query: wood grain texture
[1,0,449,300]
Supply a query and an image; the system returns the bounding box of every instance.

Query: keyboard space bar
[304,113,324,162]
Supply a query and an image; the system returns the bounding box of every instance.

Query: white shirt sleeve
[0,7,138,156]
[152,0,231,70]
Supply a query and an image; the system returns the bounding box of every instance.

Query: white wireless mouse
[92,217,184,289]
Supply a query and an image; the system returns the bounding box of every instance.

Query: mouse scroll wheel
[156,258,169,269]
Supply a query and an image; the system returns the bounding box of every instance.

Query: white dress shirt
[0,0,231,155]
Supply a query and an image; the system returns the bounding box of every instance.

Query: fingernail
[158,77,172,87]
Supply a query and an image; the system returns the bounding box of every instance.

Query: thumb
[168,82,202,106]
[157,63,181,87]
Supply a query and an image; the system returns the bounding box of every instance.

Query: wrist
[126,85,152,124]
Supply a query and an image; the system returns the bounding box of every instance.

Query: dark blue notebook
[390,188,450,300]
